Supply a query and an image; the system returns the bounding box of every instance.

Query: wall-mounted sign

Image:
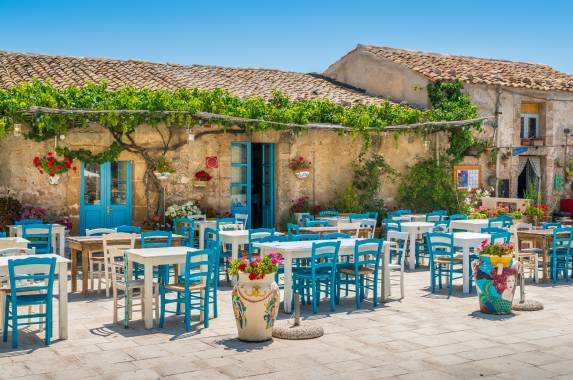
[453,165,481,190]
[206,156,218,169]
[512,147,529,156]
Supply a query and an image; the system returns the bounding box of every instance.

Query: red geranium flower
[248,272,257,280]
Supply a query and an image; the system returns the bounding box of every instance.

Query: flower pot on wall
[193,181,208,188]
[473,255,518,315]
[294,170,310,179]
[154,171,171,181]
[48,174,61,185]
[232,272,279,342]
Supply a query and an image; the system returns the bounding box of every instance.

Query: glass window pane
[231,186,247,207]
[111,161,129,205]
[528,118,537,138]
[520,117,525,138]
[231,165,247,184]
[84,163,101,205]
[231,144,248,164]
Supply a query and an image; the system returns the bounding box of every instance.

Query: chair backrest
[216,217,238,230]
[322,232,351,240]
[366,211,379,221]
[387,210,401,218]
[319,210,339,217]
[15,218,43,225]
[235,213,249,229]
[86,228,116,236]
[348,213,369,222]
[499,215,513,227]
[310,241,340,274]
[542,222,562,230]
[553,227,573,252]
[22,224,52,254]
[115,225,142,234]
[0,247,35,257]
[103,233,136,283]
[300,213,314,224]
[204,228,220,251]
[433,219,450,233]
[248,228,275,243]
[286,223,300,239]
[387,231,408,264]
[183,249,213,290]
[258,234,289,243]
[488,217,504,229]
[426,211,443,222]
[398,209,412,215]
[290,233,321,241]
[481,227,511,244]
[141,230,172,248]
[358,219,377,238]
[172,218,195,246]
[0,231,6,238]
[8,256,56,300]
[303,220,328,227]
[384,219,401,232]
[354,238,383,271]
[426,232,455,257]
[449,214,468,221]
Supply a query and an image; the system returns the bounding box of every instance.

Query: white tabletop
[0,253,70,266]
[8,223,65,230]
[401,222,434,228]
[0,237,30,244]
[68,233,185,242]
[126,246,191,257]
[453,232,490,241]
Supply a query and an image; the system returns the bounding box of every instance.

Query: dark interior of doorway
[517,160,538,198]
[250,143,263,228]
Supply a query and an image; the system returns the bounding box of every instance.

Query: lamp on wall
[187,127,195,142]
[13,123,21,137]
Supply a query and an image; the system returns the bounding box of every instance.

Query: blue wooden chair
[202,235,221,318]
[367,211,379,221]
[499,215,513,227]
[0,231,6,238]
[481,227,511,244]
[433,219,450,233]
[426,211,444,222]
[322,232,352,240]
[449,214,468,221]
[248,228,275,260]
[303,220,328,227]
[22,224,52,254]
[159,249,213,331]
[383,219,401,233]
[300,213,314,225]
[139,230,173,281]
[398,209,412,215]
[487,217,505,229]
[319,210,339,217]
[172,218,195,247]
[293,241,339,313]
[3,256,56,348]
[115,225,141,234]
[386,210,402,218]
[336,239,383,308]
[286,223,300,240]
[349,213,369,222]
[427,232,462,295]
[542,222,562,230]
[551,227,573,284]
[290,233,321,241]
[15,218,43,225]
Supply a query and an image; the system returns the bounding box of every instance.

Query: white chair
[387,231,408,299]
[189,214,207,221]
[513,223,539,283]
[359,219,377,238]
[235,214,249,229]
[86,228,116,292]
[218,223,243,231]
[102,233,134,297]
[338,222,362,237]
[0,247,35,257]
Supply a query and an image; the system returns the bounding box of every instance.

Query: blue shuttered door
[230,142,251,227]
[261,144,275,228]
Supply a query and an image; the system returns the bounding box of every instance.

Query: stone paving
[1,270,573,380]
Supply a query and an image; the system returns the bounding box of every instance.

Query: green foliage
[56,142,123,164]
[352,154,395,214]
[332,185,362,213]
[397,158,461,214]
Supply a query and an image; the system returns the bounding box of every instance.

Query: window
[520,103,540,139]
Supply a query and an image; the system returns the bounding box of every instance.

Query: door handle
[106,206,111,215]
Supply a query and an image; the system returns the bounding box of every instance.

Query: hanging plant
[288,156,312,179]
[194,170,212,187]
[152,156,175,180]
[32,151,77,184]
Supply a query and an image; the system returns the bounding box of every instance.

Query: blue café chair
[542,222,562,230]
[159,249,213,331]
[202,235,222,318]
[3,256,56,348]
[499,215,513,228]
[322,232,352,240]
[383,219,401,234]
[286,223,301,240]
[426,211,444,222]
[139,230,173,281]
[234,214,249,229]
[481,227,511,244]
[290,233,321,241]
[293,241,340,313]
[427,232,462,295]
[386,210,402,218]
[449,214,468,221]
[115,225,142,234]
[319,210,339,217]
[303,220,328,227]
[300,213,314,225]
[349,213,369,222]
[15,218,43,225]
[550,227,573,284]
[172,218,196,247]
[248,228,275,260]
[367,211,379,221]
[0,231,6,238]
[487,217,505,229]
[336,239,383,308]
[22,224,52,254]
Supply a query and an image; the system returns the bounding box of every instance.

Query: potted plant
[33,152,77,185]
[165,201,202,221]
[288,156,312,179]
[228,253,282,342]
[193,170,212,188]
[510,210,523,224]
[153,157,175,180]
[522,203,548,226]
[473,241,519,315]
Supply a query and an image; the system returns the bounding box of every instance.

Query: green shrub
[332,185,362,213]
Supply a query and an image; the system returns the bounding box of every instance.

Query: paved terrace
[1,271,573,380]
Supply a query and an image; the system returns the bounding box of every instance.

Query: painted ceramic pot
[153,171,171,181]
[48,174,61,185]
[294,170,310,179]
[232,272,279,342]
[473,255,518,315]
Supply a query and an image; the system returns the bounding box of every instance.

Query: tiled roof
[360,44,573,93]
[0,50,384,105]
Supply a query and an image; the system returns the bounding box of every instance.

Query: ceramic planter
[232,272,279,342]
[193,181,208,188]
[48,174,61,185]
[154,171,171,181]
[473,254,518,315]
[294,170,310,179]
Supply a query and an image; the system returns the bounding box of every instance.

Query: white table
[400,222,435,270]
[450,219,489,233]
[453,232,491,293]
[219,230,285,260]
[299,223,364,237]
[126,246,207,329]
[392,214,426,222]
[254,238,391,313]
[196,220,216,249]
[0,237,30,249]
[318,217,375,227]
[8,224,66,255]
[0,254,69,339]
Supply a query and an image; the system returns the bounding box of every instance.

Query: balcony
[521,136,545,146]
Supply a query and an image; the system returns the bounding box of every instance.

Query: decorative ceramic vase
[294,170,310,179]
[232,272,280,342]
[48,174,61,185]
[154,171,171,181]
[473,255,518,314]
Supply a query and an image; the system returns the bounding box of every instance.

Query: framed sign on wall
[453,165,481,190]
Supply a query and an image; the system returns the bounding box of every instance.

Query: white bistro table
[453,232,491,293]
[0,237,30,249]
[299,223,364,237]
[400,222,435,270]
[319,217,375,227]
[254,238,391,313]
[196,220,216,249]
[392,214,426,222]
[0,254,69,339]
[8,223,66,255]
[126,246,207,329]
[219,230,285,260]
[450,219,489,233]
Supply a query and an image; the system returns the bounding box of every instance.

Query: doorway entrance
[517,158,540,198]
[230,142,275,228]
[80,161,133,234]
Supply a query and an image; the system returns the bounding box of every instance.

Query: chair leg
[154,285,160,326]
[329,278,336,312]
[3,298,9,343]
[159,287,166,328]
[128,289,133,320]
[11,304,18,348]
[45,302,52,345]
[184,292,191,332]
[203,290,209,328]
[400,269,405,299]
[90,258,94,291]
[113,286,118,324]
[312,283,318,314]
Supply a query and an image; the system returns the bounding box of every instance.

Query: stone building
[324,44,573,208]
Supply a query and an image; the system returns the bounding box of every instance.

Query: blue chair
[300,213,314,225]
[481,227,511,244]
[322,232,351,240]
[542,222,562,230]
[172,218,195,247]
[550,227,573,284]
[336,239,383,308]
[22,224,52,254]
[387,211,402,218]
[139,230,173,281]
[205,228,227,285]
[427,232,462,295]
[292,241,339,313]
[398,209,412,215]
[499,215,513,227]
[349,213,369,222]
[115,225,141,234]
[159,249,213,331]
[286,223,300,240]
[449,214,468,221]
[248,228,275,260]
[15,218,43,225]
[426,211,444,222]
[367,212,379,221]
[319,210,339,217]
[487,217,505,229]
[0,231,6,238]
[383,219,401,234]
[3,256,56,348]
[433,219,450,232]
[234,213,249,229]
[290,233,321,241]
[216,217,236,230]
[303,220,328,227]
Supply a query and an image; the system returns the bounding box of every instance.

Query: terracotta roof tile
[0,50,384,105]
[361,45,573,93]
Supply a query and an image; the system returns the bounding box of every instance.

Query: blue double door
[80,161,133,234]
[230,142,275,229]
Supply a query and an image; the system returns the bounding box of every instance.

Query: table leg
[59,231,65,257]
[542,239,549,282]
[143,260,154,329]
[231,241,239,260]
[71,248,78,293]
[82,250,89,296]
[408,231,417,270]
[58,262,69,339]
[51,232,58,255]
[199,226,205,249]
[382,243,390,302]
[283,256,293,313]
[462,245,470,293]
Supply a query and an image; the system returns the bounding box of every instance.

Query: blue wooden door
[261,144,275,228]
[230,142,251,227]
[80,161,132,234]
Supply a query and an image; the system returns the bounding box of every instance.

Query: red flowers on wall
[33,152,77,177]
[194,170,212,182]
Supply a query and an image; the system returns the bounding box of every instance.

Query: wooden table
[0,237,30,249]
[254,238,391,313]
[0,254,69,339]
[67,234,184,296]
[450,219,489,233]
[400,222,434,270]
[125,246,207,329]
[8,224,66,255]
[517,229,554,281]
[453,232,491,293]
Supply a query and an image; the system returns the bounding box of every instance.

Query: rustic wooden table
[517,229,554,282]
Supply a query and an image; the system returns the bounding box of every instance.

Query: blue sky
[1,0,572,74]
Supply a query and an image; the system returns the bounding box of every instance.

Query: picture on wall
[453,165,481,190]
